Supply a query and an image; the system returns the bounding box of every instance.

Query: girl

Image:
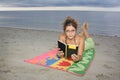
[58,16,95,62]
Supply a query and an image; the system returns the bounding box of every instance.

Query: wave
[0,6,120,12]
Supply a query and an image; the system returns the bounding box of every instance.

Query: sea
[0,11,120,37]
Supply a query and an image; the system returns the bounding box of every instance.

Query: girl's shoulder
[76,35,84,44]
[59,33,66,42]
[76,35,84,40]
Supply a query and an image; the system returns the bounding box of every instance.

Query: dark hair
[63,16,78,31]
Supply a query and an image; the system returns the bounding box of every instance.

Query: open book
[57,40,78,58]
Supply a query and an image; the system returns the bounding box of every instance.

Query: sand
[0,27,120,80]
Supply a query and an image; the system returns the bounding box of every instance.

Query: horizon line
[0,6,120,12]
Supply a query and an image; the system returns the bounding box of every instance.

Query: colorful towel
[24,48,95,76]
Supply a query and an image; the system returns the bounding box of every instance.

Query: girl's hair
[63,16,78,31]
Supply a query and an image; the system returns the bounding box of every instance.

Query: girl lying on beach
[57,16,95,62]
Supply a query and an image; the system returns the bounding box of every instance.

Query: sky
[0,0,120,7]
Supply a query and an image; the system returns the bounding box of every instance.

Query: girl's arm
[71,36,84,62]
[78,36,84,58]
[57,34,65,58]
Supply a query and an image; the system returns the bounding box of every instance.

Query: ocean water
[0,11,120,37]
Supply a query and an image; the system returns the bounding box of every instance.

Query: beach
[0,27,120,80]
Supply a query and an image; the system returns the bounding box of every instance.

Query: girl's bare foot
[81,22,90,39]
[81,22,88,31]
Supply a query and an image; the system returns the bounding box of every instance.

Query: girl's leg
[81,22,95,50]
[81,22,90,39]
[79,30,84,36]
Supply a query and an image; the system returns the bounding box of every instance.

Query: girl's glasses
[65,30,76,33]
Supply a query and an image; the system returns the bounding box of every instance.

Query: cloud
[0,0,120,7]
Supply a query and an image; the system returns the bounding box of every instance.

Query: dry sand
[0,27,120,80]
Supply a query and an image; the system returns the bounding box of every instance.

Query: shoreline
[0,27,120,38]
[0,27,120,80]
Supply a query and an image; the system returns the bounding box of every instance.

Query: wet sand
[0,27,120,80]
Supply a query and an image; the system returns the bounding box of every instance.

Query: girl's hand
[57,48,64,58]
[57,51,64,58]
[71,54,82,62]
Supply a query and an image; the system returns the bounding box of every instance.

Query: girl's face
[65,26,76,40]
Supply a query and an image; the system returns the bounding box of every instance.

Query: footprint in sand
[117,51,120,54]
[96,73,110,80]
[0,69,11,73]
[103,64,113,69]
[95,43,100,46]
[4,41,9,44]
